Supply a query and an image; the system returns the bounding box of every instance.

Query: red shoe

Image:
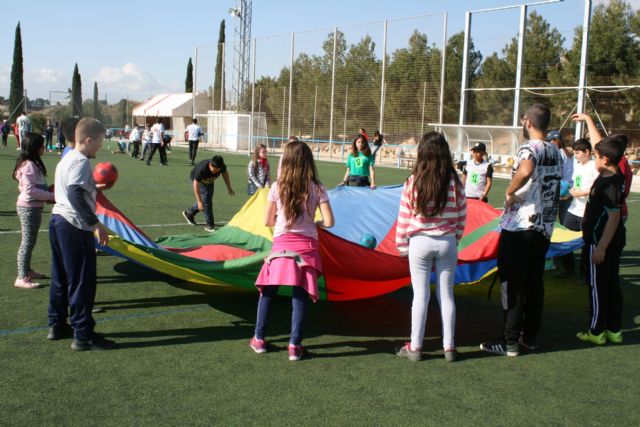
[249,337,267,354]
[288,344,304,361]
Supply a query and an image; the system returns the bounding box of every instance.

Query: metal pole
[438,11,448,124]
[379,20,387,133]
[281,86,286,140]
[343,84,348,142]
[312,85,318,141]
[421,81,427,136]
[220,42,225,111]
[329,27,337,156]
[250,37,257,156]
[576,0,592,140]
[258,87,262,113]
[193,47,198,118]
[288,32,294,137]
[459,11,471,125]
[512,5,527,127]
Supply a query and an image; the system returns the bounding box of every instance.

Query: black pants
[1,134,7,147]
[131,140,141,159]
[186,182,214,227]
[147,144,167,165]
[498,230,550,345]
[188,140,199,164]
[584,243,623,334]
[347,175,370,187]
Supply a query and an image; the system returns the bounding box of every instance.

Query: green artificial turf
[1,138,639,425]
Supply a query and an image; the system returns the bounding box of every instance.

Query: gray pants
[17,206,43,278]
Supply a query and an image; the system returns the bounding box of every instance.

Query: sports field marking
[0,306,211,337]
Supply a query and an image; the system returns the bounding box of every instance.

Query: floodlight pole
[193,47,198,119]
[438,11,448,125]
[329,27,338,155]
[512,5,527,127]
[250,37,257,155]
[288,32,294,137]
[459,11,471,126]
[575,0,592,140]
[379,19,387,134]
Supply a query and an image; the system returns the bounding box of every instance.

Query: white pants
[408,234,457,351]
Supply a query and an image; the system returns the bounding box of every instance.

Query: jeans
[254,285,308,346]
[408,234,457,350]
[498,230,549,345]
[188,140,199,163]
[147,143,167,165]
[48,215,97,340]
[186,182,214,227]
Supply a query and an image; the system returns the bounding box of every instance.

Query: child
[140,125,151,161]
[186,118,203,165]
[461,142,493,203]
[547,129,574,225]
[557,139,598,275]
[577,135,626,345]
[13,133,55,289]
[395,132,466,362]
[371,130,384,158]
[182,156,235,232]
[47,118,115,350]
[61,117,80,158]
[247,144,271,195]
[249,139,335,361]
[341,135,376,189]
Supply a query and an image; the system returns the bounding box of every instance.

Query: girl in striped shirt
[395,132,466,362]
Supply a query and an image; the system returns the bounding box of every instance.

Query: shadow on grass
[97,260,640,356]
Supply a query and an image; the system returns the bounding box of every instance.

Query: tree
[443,32,482,124]
[213,20,226,110]
[9,22,24,123]
[118,99,128,127]
[93,82,100,119]
[70,63,83,116]
[185,57,193,93]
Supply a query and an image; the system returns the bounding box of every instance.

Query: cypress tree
[93,82,100,119]
[8,22,24,123]
[71,63,83,116]
[213,20,226,110]
[185,57,193,93]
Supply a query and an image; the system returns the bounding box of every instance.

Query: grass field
[1,137,639,425]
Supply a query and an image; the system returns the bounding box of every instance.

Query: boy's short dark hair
[572,138,592,153]
[523,103,550,132]
[210,155,225,169]
[75,118,106,143]
[62,117,81,142]
[594,136,624,165]
[192,118,198,124]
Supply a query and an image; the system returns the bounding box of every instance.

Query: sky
[0,0,637,103]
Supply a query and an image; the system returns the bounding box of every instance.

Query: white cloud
[92,63,167,96]
[30,68,64,84]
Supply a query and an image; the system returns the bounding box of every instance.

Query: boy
[577,136,626,345]
[186,118,203,165]
[556,139,598,275]
[461,142,493,202]
[47,118,115,350]
[61,116,80,158]
[182,155,235,232]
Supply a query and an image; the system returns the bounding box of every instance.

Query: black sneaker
[518,336,539,352]
[71,334,116,351]
[480,339,519,357]
[182,210,197,226]
[204,225,216,233]
[47,323,73,340]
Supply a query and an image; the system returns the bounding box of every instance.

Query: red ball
[93,162,119,190]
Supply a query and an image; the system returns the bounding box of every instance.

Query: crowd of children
[8,103,632,361]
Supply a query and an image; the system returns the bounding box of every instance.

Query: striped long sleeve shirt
[395,174,467,256]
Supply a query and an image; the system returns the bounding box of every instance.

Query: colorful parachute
[96,186,583,301]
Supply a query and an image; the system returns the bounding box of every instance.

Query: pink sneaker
[28,269,46,279]
[14,277,43,289]
[288,344,304,361]
[249,337,267,354]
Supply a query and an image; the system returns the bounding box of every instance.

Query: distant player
[462,142,493,203]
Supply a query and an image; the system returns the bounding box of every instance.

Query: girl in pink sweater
[395,132,466,362]
[13,133,55,289]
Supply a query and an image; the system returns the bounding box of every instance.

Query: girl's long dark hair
[350,135,371,157]
[13,132,46,180]
[278,140,320,226]
[252,144,267,176]
[411,132,460,217]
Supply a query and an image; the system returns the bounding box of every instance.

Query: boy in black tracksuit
[577,136,626,345]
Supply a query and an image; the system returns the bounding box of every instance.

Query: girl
[341,135,376,189]
[247,144,271,195]
[395,132,466,362]
[13,133,55,289]
[250,139,335,361]
[371,130,384,158]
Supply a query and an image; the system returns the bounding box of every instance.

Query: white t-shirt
[559,149,574,186]
[186,124,202,141]
[151,123,164,144]
[568,159,598,218]
[17,115,31,136]
[500,139,563,239]
[51,150,97,231]
[129,127,141,141]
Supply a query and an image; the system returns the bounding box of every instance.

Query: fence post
[512,5,527,127]
[379,19,387,134]
[288,32,294,137]
[575,0,592,140]
[329,27,337,158]
[438,11,448,125]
